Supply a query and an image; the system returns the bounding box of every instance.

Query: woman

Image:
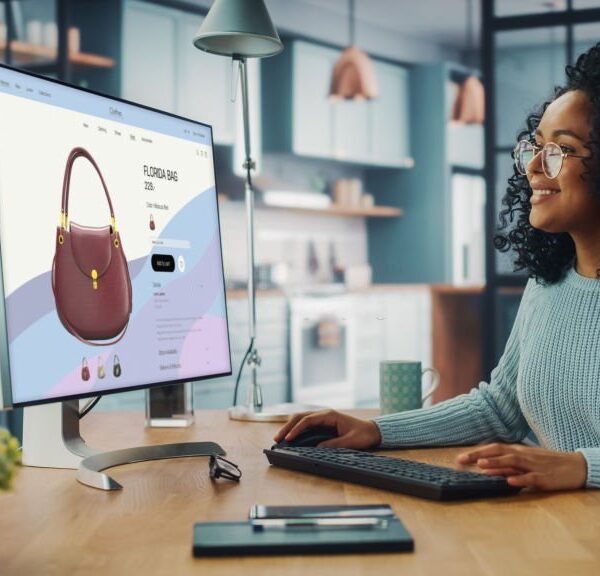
[275,42,600,492]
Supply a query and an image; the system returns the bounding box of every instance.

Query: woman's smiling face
[527,89,600,235]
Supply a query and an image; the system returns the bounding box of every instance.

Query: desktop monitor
[0,64,232,486]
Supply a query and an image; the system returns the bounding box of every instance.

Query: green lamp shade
[193,0,283,58]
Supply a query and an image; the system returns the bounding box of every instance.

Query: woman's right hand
[273,410,382,450]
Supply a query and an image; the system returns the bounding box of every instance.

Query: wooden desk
[1,410,600,575]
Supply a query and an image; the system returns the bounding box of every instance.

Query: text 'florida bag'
[52,147,132,345]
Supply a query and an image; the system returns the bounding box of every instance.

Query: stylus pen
[249,505,394,519]
[251,517,389,531]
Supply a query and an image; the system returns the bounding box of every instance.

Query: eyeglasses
[209,454,242,482]
[513,139,588,179]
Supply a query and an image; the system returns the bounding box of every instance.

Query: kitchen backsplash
[218,200,368,288]
[260,153,364,194]
[217,152,370,288]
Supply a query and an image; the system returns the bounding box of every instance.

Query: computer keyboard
[264,446,522,501]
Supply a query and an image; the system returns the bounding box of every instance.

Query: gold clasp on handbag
[91,269,98,290]
[58,212,67,245]
[111,217,120,248]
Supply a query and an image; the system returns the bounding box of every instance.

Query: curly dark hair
[494,42,600,284]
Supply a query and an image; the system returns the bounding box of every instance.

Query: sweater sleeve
[576,448,600,488]
[373,281,536,449]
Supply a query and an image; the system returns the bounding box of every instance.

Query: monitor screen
[0,65,231,408]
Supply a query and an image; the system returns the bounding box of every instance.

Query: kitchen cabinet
[263,40,413,168]
[194,295,289,409]
[431,287,484,404]
[121,0,258,152]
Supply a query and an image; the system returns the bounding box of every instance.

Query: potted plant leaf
[0,428,21,490]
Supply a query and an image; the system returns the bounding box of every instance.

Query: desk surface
[1,409,599,575]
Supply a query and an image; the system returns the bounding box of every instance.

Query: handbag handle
[60,147,116,231]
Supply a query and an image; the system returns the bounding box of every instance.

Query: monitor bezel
[0,62,233,409]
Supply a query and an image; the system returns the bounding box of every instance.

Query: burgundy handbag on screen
[52,147,132,345]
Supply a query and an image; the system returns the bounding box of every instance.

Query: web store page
[0,67,231,406]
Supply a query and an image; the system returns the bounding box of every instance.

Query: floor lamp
[193,0,319,422]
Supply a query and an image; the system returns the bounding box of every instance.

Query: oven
[289,295,356,408]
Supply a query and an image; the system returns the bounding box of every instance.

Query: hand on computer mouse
[274,410,382,450]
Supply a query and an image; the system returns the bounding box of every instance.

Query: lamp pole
[237,55,263,411]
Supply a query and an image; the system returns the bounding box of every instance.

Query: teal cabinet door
[292,41,337,158]
[370,61,411,166]
[122,1,177,112]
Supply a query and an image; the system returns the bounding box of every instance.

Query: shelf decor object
[329,0,378,101]
[193,0,318,422]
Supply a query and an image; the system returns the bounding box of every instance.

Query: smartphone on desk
[249,504,395,520]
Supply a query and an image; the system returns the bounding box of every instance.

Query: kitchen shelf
[269,204,404,218]
[217,194,403,218]
[0,41,115,68]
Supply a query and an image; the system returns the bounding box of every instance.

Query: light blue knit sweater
[374,265,600,488]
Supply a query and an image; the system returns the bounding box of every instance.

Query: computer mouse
[274,426,338,448]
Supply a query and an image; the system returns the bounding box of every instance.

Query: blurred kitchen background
[2,0,600,427]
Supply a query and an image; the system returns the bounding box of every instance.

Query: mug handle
[421,368,440,402]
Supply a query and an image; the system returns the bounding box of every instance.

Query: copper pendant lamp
[329,0,378,101]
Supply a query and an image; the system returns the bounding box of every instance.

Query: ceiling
[190,0,600,52]
[298,0,481,49]
[295,0,594,49]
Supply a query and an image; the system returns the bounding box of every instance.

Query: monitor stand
[22,400,225,491]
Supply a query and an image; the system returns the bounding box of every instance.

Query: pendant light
[329,0,378,101]
[456,0,485,123]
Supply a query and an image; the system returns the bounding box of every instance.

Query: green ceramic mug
[379,361,440,415]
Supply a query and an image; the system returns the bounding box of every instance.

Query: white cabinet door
[332,100,370,162]
[352,294,386,406]
[370,61,411,166]
[122,1,177,112]
[383,290,432,368]
[292,41,336,158]
[177,17,236,145]
[123,1,258,154]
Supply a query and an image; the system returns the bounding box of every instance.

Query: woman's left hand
[456,443,588,491]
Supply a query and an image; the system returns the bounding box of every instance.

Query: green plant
[0,428,21,490]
